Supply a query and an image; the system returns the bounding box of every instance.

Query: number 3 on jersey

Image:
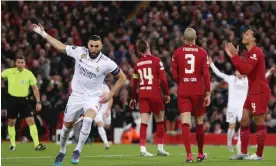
[138,68,153,85]
[185,54,195,74]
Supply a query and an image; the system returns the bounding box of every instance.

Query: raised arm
[209,57,230,82]
[31,24,66,53]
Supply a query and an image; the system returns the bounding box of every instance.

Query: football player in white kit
[209,57,248,152]
[74,83,112,149]
[31,24,126,166]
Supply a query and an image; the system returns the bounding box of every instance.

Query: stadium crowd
[1,1,276,141]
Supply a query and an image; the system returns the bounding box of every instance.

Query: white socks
[158,144,164,151]
[140,146,146,152]
[227,128,235,146]
[75,117,93,152]
[98,126,108,144]
[60,125,72,154]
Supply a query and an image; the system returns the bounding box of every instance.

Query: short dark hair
[136,39,148,54]
[250,28,260,43]
[15,55,25,61]
[89,35,102,42]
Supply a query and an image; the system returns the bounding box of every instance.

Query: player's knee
[140,113,150,124]
[240,117,250,127]
[85,108,97,118]
[229,123,236,129]
[97,121,104,127]
[81,117,93,135]
[64,121,74,129]
[254,114,265,125]
[8,119,16,126]
[25,117,35,126]
[154,113,163,122]
[180,112,191,124]
[195,116,204,125]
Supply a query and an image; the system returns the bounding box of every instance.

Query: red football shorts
[243,92,270,115]
[177,95,205,116]
[139,98,164,115]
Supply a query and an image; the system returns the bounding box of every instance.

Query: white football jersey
[66,45,119,96]
[210,63,248,108]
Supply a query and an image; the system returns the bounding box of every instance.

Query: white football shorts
[226,107,243,124]
[64,93,101,122]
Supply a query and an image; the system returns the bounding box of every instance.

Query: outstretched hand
[30,23,48,38]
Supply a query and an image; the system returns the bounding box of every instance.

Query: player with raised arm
[31,24,126,166]
[209,57,248,153]
[129,39,170,157]
[225,29,270,160]
[172,28,210,163]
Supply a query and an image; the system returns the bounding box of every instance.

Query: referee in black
[1,55,46,151]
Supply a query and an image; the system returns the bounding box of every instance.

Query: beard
[89,51,101,59]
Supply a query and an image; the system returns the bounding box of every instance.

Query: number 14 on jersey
[138,68,153,85]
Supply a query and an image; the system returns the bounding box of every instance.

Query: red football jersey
[172,44,210,96]
[132,54,169,99]
[231,46,270,95]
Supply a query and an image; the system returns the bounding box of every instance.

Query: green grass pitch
[1,142,276,166]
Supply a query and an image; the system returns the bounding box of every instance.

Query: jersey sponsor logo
[137,60,152,66]
[81,53,87,59]
[72,45,77,49]
[78,64,96,79]
[250,54,257,60]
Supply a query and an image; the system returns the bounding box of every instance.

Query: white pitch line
[2,153,190,160]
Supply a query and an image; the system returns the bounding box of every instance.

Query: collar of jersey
[16,67,25,72]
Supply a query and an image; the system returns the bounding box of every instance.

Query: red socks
[241,126,250,154]
[156,121,165,144]
[182,123,191,155]
[140,123,147,146]
[256,125,266,157]
[196,124,204,154]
